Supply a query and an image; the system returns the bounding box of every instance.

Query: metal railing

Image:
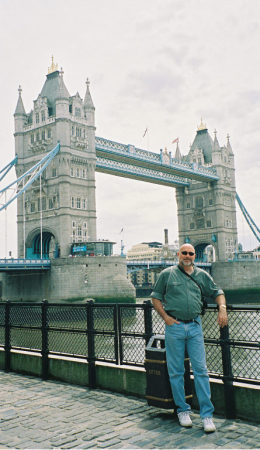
[0,300,259,389]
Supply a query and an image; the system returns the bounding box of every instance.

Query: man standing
[151,243,228,432]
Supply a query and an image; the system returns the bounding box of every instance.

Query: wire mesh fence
[0,301,259,386]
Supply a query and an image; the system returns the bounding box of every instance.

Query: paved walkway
[0,371,259,449]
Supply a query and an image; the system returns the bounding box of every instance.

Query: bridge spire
[14,85,26,115]
[213,129,220,151]
[226,133,233,155]
[84,78,95,110]
[175,141,182,161]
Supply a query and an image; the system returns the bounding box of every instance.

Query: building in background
[126,230,178,288]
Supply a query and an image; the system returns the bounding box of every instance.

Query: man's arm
[151,297,180,325]
[215,294,228,328]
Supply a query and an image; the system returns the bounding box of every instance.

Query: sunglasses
[181,251,195,256]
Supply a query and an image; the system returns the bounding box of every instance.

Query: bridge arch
[194,242,216,263]
[25,228,59,259]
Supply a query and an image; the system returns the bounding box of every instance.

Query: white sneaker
[203,417,216,432]
[178,411,192,427]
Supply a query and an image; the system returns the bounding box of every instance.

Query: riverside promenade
[0,372,259,449]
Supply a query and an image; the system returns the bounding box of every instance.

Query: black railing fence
[0,301,259,389]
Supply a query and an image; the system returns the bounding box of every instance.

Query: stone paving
[0,371,259,449]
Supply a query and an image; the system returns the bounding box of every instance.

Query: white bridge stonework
[1,66,240,302]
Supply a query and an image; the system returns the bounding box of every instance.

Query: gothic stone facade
[175,124,238,261]
[14,66,96,258]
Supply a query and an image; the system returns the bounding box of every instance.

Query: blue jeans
[165,316,214,418]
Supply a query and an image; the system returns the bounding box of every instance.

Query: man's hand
[217,309,228,327]
[165,315,180,326]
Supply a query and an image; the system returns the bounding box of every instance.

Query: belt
[167,312,197,323]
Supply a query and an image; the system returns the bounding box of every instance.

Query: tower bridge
[0,60,259,302]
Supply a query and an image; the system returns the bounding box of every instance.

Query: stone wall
[0,256,135,303]
[212,261,260,290]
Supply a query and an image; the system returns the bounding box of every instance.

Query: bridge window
[72,126,74,136]
[75,107,81,117]
[31,202,35,213]
[36,113,39,124]
[82,169,86,178]
[41,111,45,122]
[206,220,212,227]
[49,198,54,209]
[76,168,80,177]
[77,225,82,236]
[195,196,203,208]
[72,221,76,228]
[30,134,34,144]
[41,130,45,140]
[71,197,75,208]
[225,219,232,228]
[190,222,195,229]
[82,199,87,209]
[47,129,51,139]
[48,107,53,117]
[186,202,191,209]
[38,197,46,211]
[76,197,81,209]
[196,218,205,228]
[36,132,40,142]
[69,104,72,114]
[209,198,213,206]
[76,127,81,137]
[51,168,57,177]
[70,168,74,177]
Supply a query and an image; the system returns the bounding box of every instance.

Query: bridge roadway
[95,136,219,187]
[0,258,211,273]
[0,371,259,449]
[0,258,51,271]
[127,260,211,272]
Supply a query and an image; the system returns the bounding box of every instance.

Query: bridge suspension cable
[0,143,60,212]
[0,156,18,182]
[236,193,260,243]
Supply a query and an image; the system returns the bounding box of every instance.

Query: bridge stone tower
[176,122,238,261]
[14,60,97,258]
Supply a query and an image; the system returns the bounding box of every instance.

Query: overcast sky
[0,0,260,257]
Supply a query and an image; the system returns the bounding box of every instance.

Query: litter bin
[145,334,192,410]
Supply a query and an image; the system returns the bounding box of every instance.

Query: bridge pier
[0,257,135,303]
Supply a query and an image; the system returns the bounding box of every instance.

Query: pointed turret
[175,141,182,161]
[40,59,70,115]
[14,86,27,133]
[14,86,26,116]
[226,134,233,155]
[213,129,220,151]
[190,119,214,163]
[84,78,95,126]
[84,79,95,110]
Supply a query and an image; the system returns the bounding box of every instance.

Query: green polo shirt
[151,265,224,320]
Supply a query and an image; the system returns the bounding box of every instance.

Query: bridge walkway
[0,371,259,449]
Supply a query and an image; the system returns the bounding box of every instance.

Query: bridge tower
[176,121,238,261]
[14,60,97,258]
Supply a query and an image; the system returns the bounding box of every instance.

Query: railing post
[4,300,11,372]
[87,300,96,388]
[117,305,123,365]
[41,299,49,380]
[144,300,153,344]
[220,324,236,419]
[114,304,119,365]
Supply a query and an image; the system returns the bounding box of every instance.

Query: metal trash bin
[145,334,192,410]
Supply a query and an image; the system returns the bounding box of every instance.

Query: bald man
[151,244,228,432]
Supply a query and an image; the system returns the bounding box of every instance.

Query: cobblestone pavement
[0,372,259,449]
